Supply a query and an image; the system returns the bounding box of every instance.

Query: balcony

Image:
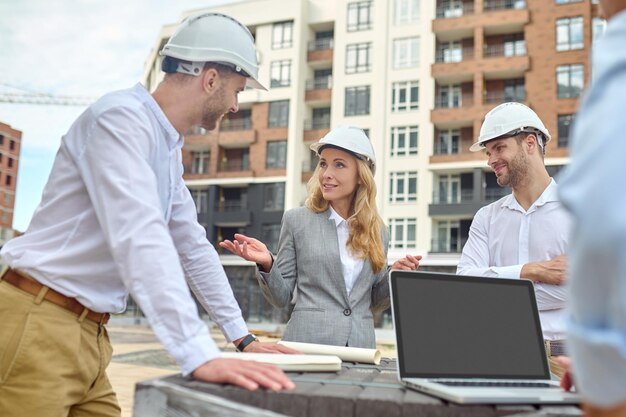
[435,2,474,19]
[303,118,330,142]
[484,0,526,11]
[430,237,468,254]
[484,187,510,201]
[432,48,476,83]
[305,76,332,104]
[484,42,526,58]
[220,118,252,132]
[432,93,476,129]
[429,188,483,216]
[307,38,333,65]
[212,205,252,227]
[219,159,249,172]
[484,90,526,104]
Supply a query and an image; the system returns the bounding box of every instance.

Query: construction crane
[0,82,95,106]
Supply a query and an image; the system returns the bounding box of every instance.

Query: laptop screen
[391,271,550,379]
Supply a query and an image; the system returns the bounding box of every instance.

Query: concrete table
[134,358,581,417]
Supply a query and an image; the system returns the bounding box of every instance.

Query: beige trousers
[0,280,121,417]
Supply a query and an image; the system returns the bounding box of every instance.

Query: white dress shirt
[457,179,571,340]
[1,83,248,376]
[328,207,364,295]
[558,9,626,407]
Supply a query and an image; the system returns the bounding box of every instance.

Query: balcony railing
[436,3,474,18]
[431,237,468,253]
[435,48,475,63]
[485,91,526,104]
[434,94,474,108]
[432,189,474,204]
[308,38,334,51]
[184,164,209,175]
[304,118,331,130]
[219,159,249,172]
[220,118,252,132]
[484,187,510,201]
[215,200,247,212]
[484,42,527,57]
[484,0,526,11]
[306,76,333,90]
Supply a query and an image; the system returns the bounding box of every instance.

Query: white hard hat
[310,125,376,174]
[470,102,551,152]
[160,12,266,90]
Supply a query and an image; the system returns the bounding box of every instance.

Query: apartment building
[429,0,602,260]
[143,0,601,323]
[0,122,21,246]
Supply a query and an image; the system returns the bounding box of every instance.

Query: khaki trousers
[0,280,121,417]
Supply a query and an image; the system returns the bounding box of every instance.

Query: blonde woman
[220,125,420,348]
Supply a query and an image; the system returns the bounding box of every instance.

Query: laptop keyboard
[437,380,555,388]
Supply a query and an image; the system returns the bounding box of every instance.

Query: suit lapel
[318,209,350,302]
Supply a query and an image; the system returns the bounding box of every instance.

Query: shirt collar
[328,206,347,228]
[133,83,183,151]
[502,178,559,212]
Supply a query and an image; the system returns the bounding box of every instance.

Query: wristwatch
[237,333,258,352]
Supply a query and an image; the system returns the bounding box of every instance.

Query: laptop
[389,270,579,404]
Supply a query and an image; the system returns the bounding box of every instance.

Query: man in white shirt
[457,102,571,377]
[0,12,294,417]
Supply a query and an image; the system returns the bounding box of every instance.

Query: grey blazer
[257,207,390,348]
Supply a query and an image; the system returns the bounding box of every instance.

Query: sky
[0,0,238,232]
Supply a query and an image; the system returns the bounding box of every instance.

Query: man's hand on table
[191,358,295,391]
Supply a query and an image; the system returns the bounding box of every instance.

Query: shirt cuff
[491,264,523,279]
[219,316,249,343]
[175,332,221,377]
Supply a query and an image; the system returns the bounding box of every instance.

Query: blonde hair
[305,158,386,273]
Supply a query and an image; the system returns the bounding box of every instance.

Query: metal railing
[484,187,510,201]
[219,160,250,172]
[484,42,526,57]
[304,118,331,130]
[305,76,333,90]
[434,94,474,108]
[435,2,474,18]
[485,90,526,104]
[308,38,334,51]
[220,118,252,132]
[435,47,475,63]
[432,189,474,204]
[484,0,526,11]
[214,200,247,212]
[431,237,468,253]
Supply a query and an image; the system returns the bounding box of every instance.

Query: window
[262,224,282,253]
[434,220,462,253]
[191,151,209,174]
[391,81,419,112]
[268,100,290,128]
[270,60,291,88]
[0,135,3,145]
[390,126,418,157]
[389,171,418,203]
[556,17,584,51]
[435,129,460,155]
[345,86,370,116]
[503,34,526,56]
[395,0,420,25]
[393,37,419,69]
[389,218,417,249]
[436,174,462,203]
[4,192,10,205]
[5,175,11,186]
[592,17,607,44]
[347,1,373,31]
[266,140,287,169]
[263,183,285,211]
[437,41,462,63]
[504,78,526,102]
[346,43,372,74]
[272,21,293,49]
[9,140,15,151]
[190,189,208,214]
[436,84,461,108]
[557,64,584,99]
[558,114,574,148]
